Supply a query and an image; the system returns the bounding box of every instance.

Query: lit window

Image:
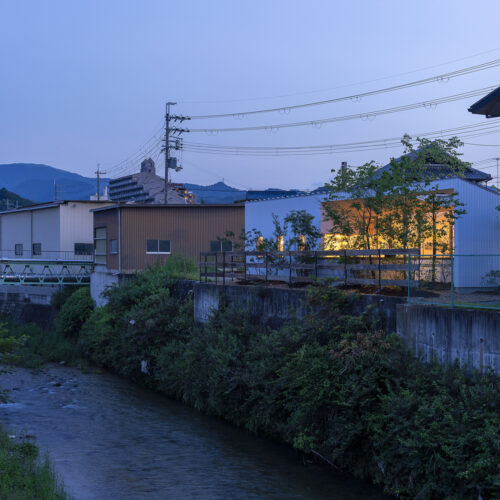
[256,236,264,251]
[298,235,306,251]
[276,235,284,252]
[146,239,171,254]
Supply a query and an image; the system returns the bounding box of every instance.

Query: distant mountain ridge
[183,181,246,204]
[0,163,109,202]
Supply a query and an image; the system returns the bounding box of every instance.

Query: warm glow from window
[276,235,284,252]
[257,236,264,250]
[298,235,306,251]
[323,233,359,251]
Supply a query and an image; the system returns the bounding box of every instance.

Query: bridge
[0,258,93,285]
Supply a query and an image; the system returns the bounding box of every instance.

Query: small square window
[109,239,118,254]
[32,243,42,256]
[147,239,159,253]
[159,240,171,253]
[15,244,23,256]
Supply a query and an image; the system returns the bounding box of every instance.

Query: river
[0,365,387,500]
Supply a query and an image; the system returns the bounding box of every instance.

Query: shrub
[55,287,94,339]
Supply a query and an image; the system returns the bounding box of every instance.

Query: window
[109,239,118,254]
[146,239,171,254]
[256,236,264,251]
[15,244,23,256]
[210,240,233,252]
[74,243,94,256]
[32,243,42,256]
[298,235,306,251]
[94,227,107,264]
[276,235,284,252]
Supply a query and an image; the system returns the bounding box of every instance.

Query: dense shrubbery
[11,267,497,499]
[55,287,94,339]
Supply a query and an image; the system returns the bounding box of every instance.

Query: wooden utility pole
[95,164,107,201]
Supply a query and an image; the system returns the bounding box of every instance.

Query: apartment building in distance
[108,158,195,204]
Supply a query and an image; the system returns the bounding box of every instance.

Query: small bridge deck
[0,259,93,285]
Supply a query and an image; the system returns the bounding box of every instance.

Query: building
[108,158,193,204]
[92,203,245,273]
[0,200,113,260]
[468,86,500,118]
[245,160,500,290]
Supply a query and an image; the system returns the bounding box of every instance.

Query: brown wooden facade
[93,204,244,272]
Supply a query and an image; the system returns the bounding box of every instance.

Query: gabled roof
[468,86,500,118]
[376,146,492,183]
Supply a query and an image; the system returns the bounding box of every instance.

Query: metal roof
[468,86,500,118]
[91,202,244,212]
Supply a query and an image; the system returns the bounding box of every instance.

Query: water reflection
[1,366,388,500]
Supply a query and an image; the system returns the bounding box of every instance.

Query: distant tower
[141,158,156,174]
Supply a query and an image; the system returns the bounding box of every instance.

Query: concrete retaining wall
[193,282,405,330]
[397,304,500,374]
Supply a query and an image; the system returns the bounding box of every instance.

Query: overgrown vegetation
[0,429,70,500]
[52,268,499,499]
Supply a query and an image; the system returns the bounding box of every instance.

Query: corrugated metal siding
[93,209,119,271]
[111,206,244,271]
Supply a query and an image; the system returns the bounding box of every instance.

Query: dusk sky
[1,1,499,190]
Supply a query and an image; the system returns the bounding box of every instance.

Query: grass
[0,428,71,500]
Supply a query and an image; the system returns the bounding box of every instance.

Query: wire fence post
[215,252,218,285]
[222,251,226,286]
[265,252,268,283]
[244,252,247,281]
[378,249,381,292]
[407,252,411,302]
[450,252,454,308]
[344,250,347,286]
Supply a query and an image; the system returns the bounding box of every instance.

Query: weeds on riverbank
[4,266,500,499]
[0,428,70,500]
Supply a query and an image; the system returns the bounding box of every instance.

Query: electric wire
[187,86,499,133]
[179,47,500,105]
[190,60,500,119]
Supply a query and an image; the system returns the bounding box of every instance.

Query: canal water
[1,365,387,500]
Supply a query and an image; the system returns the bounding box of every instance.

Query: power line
[179,47,500,105]
[190,59,500,120]
[186,86,499,133]
[177,120,500,156]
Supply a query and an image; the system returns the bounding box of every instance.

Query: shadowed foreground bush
[74,269,500,499]
[0,428,70,500]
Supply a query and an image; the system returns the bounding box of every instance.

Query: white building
[0,200,113,260]
[245,178,500,290]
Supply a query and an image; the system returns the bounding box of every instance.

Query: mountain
[183,181,246,204]
[0,187,32,210]
[0,163,109,202]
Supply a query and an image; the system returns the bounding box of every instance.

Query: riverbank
[4,268,500,499]
[0,423,69,499]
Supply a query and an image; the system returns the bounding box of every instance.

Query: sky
[1,0,499,190]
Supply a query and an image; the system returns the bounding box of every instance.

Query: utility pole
[95,163,107,201]
[164,102,176,204]
[163,102,190,204]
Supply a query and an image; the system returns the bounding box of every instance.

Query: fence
[200,249,419,287]
[0,250,94,262]
[199,250,500,310]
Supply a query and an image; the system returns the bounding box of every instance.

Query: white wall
[245,194,326,245]
[0,208,60,258]
[434,178,500,288]
[59,202,105,253]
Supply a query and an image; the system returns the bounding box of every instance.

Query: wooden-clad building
[92,203,244,273]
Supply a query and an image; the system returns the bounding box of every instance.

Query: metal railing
[200,250,500,310]
[0,250,94,262]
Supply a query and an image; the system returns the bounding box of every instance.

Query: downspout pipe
[118,206,122,274]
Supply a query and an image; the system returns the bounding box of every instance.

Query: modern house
[468,86,500,118]
[108,158,194,204]
[245,160,500,290]
[92,203,245,273]
[0,200,113,260]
